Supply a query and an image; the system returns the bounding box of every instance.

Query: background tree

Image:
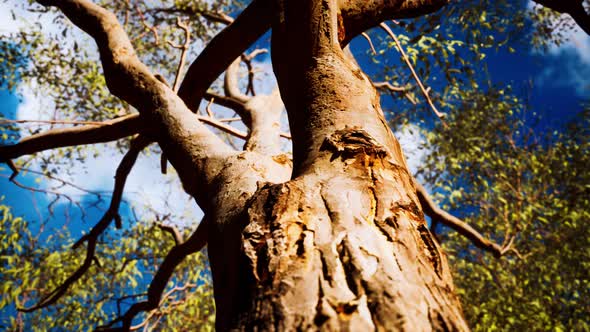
[0,0,588,331]
[419,89,590,331]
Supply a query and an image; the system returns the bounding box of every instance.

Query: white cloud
[1,0,204,229]
[547,26,590,65]
[526,1,590,96]
[394,124,430,176]
[0,1,60,36]
[14,85,203,229]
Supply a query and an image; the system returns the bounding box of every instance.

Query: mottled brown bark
[206,0,468,330]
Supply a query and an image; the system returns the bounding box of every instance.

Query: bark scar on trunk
[321,127,388,161]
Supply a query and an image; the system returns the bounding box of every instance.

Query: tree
[1,0,588,331]
[419,89,590,331]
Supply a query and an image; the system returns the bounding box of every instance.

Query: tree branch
[339,0,450,44]
[148,7,233,25]
[224,57,251,105]
[36,0,234,197]
[0,114,142,161]
[414,181,521,258]
[98,217,210,331]
[157,223,184,246]
[178,0,271,113]
[18,135,151,313]
[380,22,447,125]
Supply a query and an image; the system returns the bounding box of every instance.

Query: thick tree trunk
[206,0,468,330]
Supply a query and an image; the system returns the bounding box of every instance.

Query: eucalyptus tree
[0,0,588,331]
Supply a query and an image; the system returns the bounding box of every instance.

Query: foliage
[420,88,590,331]
[0,203,215,331]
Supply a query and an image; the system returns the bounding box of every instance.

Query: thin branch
[361,32,377,55]
[1,173,83,215]
[414,181,521,258]
[373,81,408,92]
[380,22,447,125]
[0,119,114,126]
[241,49,269,96]
[15,167,105,197]
[224,57,251,104]
[168,17,191,93]
[129,282,196,331]
[148,7,233,25]
[17,135,151,313]
[178,0,271,113]
[157,224,184,246]
[204,91,248,118]
[135,5,159,45]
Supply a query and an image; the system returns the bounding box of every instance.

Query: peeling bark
[204,0,468,330]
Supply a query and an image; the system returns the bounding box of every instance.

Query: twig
[241,49,268,96]
[167,17,191,93]
[361,32,377,55]
[380,22,447,125]
[0,119,112,126]
[206,98,215,118]
[135,5,159,45]
[373,81,408,92]
[157,223,184,246]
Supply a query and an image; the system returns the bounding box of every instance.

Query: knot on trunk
[321,128,388,160]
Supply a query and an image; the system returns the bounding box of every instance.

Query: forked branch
[415,181,522,258]
[178,0,271,112]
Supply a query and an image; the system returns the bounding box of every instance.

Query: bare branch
[414,181,521,258]
[204,91,249,116]
[0,114,142,161]
[149,7,233,25]
[373,81,408,92]
[361,32,377,55]
[380,22,447,125]
[168,17,191,93]
[242,49,269,96]
[178,0,271,113]
[0,119,116,126]
[18,135,151,313]
[224,57,251,104]
[157,224,184,246]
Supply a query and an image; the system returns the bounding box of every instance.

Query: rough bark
[205,0,468,330]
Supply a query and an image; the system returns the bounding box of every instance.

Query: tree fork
[207,0,469,330]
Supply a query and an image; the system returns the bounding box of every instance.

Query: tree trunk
[206,0,469,330]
